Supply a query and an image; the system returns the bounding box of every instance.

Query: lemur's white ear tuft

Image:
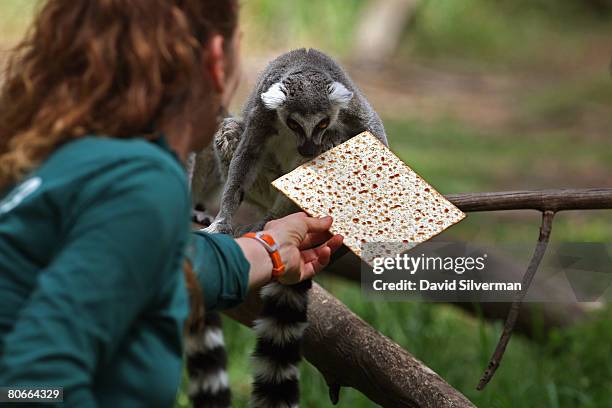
[261,82,287,110]
[328,81,353,108]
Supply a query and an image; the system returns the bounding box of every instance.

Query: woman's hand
[237,212,344,287]
[263,212,344,284]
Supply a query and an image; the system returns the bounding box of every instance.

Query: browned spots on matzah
[271,132,465,264]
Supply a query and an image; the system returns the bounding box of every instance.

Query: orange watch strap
[242,232,286,277]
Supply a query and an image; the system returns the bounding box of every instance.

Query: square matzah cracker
[271,131,465,263]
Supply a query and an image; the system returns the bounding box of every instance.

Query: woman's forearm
[235,236,273,289]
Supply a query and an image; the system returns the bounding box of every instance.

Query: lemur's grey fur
[188,48,387,408]
[199,48,387,235]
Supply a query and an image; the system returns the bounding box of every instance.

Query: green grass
[175,284,612,408]
[384,116,612,244]
[518,76,612,127]
[384,117,612,193]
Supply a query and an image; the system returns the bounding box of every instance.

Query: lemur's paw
[203,220,234,235]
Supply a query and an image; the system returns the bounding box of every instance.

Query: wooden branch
[223,188,612,404]
[446,188,612,212]
[305,284,475,407]
[324,188,612,395]
[446,189,612,389]
[445,189,612,389]
[477,211,555,390]
[225,283,475,408]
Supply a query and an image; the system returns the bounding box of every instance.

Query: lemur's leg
[188,152,216,226]
[213,116,245,179]
[190,117,245,228]
[205,110,275,234]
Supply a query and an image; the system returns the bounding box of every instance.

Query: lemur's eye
[287,118,301,131]
[318,118,330,129]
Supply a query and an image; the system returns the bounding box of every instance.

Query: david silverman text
[372,279,522,291]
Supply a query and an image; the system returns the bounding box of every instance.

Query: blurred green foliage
[240,0,366,55]
[240,0,611,66]
[404,0,610,66]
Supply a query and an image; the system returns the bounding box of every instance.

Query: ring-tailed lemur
[188,48,387,408]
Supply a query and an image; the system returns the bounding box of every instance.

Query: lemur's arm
[233,194,299,236]
[341,99,388,147]
[188,117,244,227]
[205,108,275,234]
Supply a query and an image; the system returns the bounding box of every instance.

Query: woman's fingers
[300,235,344,264]
[299,231,332,249]
[299,234,343,279]
[303,215,333,233]
[268,213,342,284]
[301,245,331,279]
[326,234,344,254]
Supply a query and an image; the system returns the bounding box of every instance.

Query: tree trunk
[225,283,475,408]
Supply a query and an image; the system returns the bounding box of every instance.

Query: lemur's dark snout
[298,141,318,157]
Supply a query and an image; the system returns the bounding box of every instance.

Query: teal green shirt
[0,136,250,407]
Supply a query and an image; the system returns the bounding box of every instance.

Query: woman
[0,0,343,406]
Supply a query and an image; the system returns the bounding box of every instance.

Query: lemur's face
[281,111,332,157]
[260,72,353,158]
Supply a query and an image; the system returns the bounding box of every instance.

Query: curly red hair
[0,0,238,191]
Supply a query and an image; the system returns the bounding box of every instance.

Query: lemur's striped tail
[250,279,311,408]
[186,311,232,408]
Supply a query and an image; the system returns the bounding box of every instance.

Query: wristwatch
[242,231,286,278]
